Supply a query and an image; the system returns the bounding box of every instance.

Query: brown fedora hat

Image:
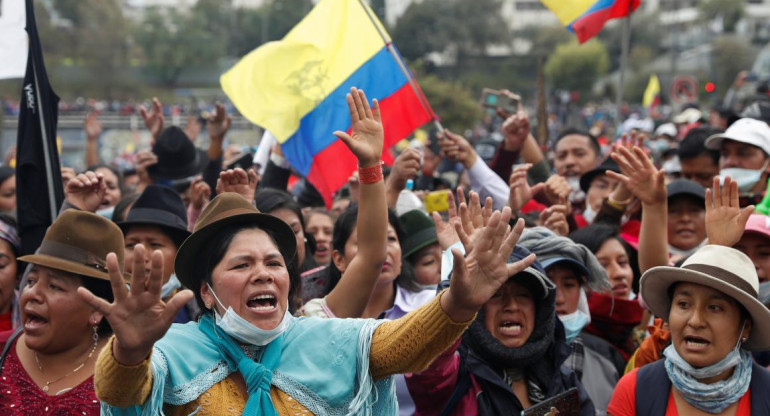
[18,210,125,281]
[174,192,297,291]
[641,245,770,350]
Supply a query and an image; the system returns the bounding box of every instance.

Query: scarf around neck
[664,345,752,414]
[198,313,282,416]
[463,288,558,389]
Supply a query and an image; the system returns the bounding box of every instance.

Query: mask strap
[206,283,227,313]
[735,320,747,350]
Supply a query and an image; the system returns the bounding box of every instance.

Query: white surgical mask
[582,204,597,224]
[566,176,585,204]
[719,161,770,192]
[206,283,293,346]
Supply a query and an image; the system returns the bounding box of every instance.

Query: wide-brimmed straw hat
[641,244,770,350]
[174,192,297,291]
[18,210,124,281]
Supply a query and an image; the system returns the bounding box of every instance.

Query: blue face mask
[719,161,769,192]
[664,321,747,379]
[559,310,591,344]
[206,283,293,346]
[96,205,115,220]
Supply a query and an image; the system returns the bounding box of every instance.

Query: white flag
[0,0,28,80]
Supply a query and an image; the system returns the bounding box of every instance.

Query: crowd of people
[1,81,770,415]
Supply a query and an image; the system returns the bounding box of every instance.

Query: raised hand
[438,129,477,169]
[433,188,463,250]
[543,175,571,206]
[216,167,259,203]
[78,245,193,366]
[134,150,158,189]
[501,111,530,152]
[189,178,212,211]
[441,209,535,323]
[607,145,666,206]
[139,97,165,140]
[208,102,232,141]
[65,171,106,213]
[540,203,570,236]
[333,87,383,168]
[458,191,494,238]
[706,176,755,246]
[386,148,421,192]
[84,111,103,141]
[508,163,545,213]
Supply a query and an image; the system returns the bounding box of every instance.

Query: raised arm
[84,111,102,167]
[607,145,668,272]
[705,176,754,246]
[323,88,388,318]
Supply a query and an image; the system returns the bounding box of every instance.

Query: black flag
[16,0,64,257]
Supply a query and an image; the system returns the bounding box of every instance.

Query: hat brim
[641,266,770,350]
[510,266,553,300]
[539,257,591,282]
[174,211,297,292]
[403,227,438,259]
[147,148,210,181]
[18,253,111,281]
[118,221,191,248]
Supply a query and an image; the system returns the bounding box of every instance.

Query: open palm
[334,88,383,168]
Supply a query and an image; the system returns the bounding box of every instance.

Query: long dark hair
[195,222,301,313]
[327,204,420,293]
[569,223,642,294]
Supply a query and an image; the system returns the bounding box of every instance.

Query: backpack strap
[0,327,23,372]
[635,360,670,416]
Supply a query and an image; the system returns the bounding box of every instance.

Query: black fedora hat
[146,126,209,181]
[118,185,190,247]
[579,157,620,193]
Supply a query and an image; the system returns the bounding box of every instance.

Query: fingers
[483,197,493,225]
[506,253,536,278]
[372,99,381,122]
[164,289,195,321]
[740,205,756,226]
[248,167,260,187]
[345,92,358,124]
[454,219,471,250]
[450,248,468,283]
[333,131,354,149]
[106,252,128,302]
[77,287,114,316]
[351,88,366,121]
[530,182,546,196]
[728,177,739,208]
[357,88,373,119]
[447,190,457,218]
[500,217,525,257]
[129,244,148,296]
[146,250,165,295]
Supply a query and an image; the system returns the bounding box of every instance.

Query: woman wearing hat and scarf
[0,214,20,332]
[607,245,770,415]
[119,185,198,323]
[406,246,595,415]
[518,227,624,412]
[86,88,537,415]
[0,209,119,415]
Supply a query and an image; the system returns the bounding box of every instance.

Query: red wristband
[358,162,383,184]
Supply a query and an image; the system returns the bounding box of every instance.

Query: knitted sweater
[95,294,471,415]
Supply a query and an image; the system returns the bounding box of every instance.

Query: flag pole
[356,0,444,132]
[31,58,59,221]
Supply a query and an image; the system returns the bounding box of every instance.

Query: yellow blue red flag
[540,0,640,43]
[221,0,434,205]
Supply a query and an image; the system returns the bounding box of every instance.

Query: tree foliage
[393,0,510,61]
[545,39,610,100]
[699,0,744,33]
[418,74,483,132]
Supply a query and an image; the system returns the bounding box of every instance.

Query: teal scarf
[198,314,281,415]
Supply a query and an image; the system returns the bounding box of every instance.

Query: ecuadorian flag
[541,0,640,43]
[221,0,434,205]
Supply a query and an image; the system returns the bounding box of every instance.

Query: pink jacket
[406,340,481,416]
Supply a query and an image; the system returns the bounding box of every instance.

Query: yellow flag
[643,74,661,109]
